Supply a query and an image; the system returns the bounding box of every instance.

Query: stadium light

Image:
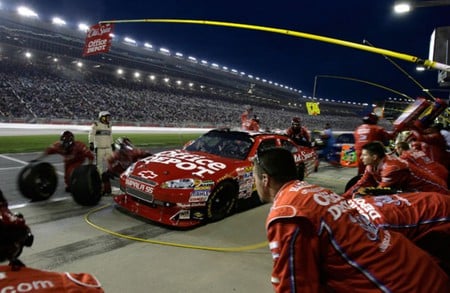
[117,69,124,75]
[159,48,170,55]
[17,6,38,18]
[52,17,66,26]
[149,75,155,80]
[416,65,426,71]
[124,37,137,45]
[24,52,32,59]
[78,23,89,32]
[134,72,140,78]
[144,43,153,50]
[393,0,450,14]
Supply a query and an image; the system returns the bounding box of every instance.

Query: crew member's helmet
[60,130,74,151]
[0,190,34,265]
[115,137,133,150]
[291,117,301,128]
[98,111,111,124]
[362,113,379,124]
[252,115,260,123]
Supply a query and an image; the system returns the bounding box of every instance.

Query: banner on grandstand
[82,23,114,56]
[306,102,320,115]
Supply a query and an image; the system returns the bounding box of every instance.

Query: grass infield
[0,133,203,153]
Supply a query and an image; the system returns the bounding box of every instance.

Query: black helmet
[0,190,34,266]
[60,130,74,151]
[291,117,301,127]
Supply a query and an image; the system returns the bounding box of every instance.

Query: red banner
[82,23,114,56]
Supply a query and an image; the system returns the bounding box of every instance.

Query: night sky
[5,0,450,103]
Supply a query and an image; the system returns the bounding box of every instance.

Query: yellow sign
[306,102,320,115]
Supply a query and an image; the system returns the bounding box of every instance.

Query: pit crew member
[35,131,94,192]
[285,117,311,146]
[354,113,393,174]
[0,189,104,292]
[101,137,152,195]
[343,141,449,198]
[253,148,450,292]
[89,111,114,174]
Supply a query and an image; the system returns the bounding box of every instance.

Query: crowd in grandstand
[0,57,385,132]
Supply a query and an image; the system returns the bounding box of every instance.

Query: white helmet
[98,111,111,124]
[98,111,111,119]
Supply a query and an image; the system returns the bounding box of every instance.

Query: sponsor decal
[1,280,55,292]
[294,150,315,162]
[137,170,158,180]
[190,202,206,207]
[192,211,205,220]
[193,180,214,190]
[189,190,210,202]
[372,195,411,207]
[308,187,390,251]
[178,210,190,219]
[170,210,190,220]
[190,190,210,197]
[149,151,226,177]
[125,177,154,194]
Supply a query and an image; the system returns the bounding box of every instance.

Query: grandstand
[0,8,373,131]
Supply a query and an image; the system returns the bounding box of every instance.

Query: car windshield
[185,130,253,160]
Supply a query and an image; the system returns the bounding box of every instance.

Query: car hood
[129,149,247,183]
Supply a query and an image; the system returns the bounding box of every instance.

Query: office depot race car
[114,128,319,227]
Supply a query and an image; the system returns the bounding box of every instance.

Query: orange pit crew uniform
[44,141,94,189]
[398,148,448,182]
[354,123,393,174]
[342,154,449,198]
[0,265,104,292]
[266,181,450,292]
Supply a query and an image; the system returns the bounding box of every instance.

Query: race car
[113,128,319,228]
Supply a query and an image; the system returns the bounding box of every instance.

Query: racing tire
[344,174,362,192]
[296,163,305,181]
[17,162,58,201]
[206,181,237,222]
[70,165,102,206]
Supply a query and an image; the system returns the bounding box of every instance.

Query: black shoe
[65,186,71,192]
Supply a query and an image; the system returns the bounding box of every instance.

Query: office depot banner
[83,23,114,56]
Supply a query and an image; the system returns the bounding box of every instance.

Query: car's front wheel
[206,181,237,222]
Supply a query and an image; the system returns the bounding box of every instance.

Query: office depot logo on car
[149,150,226,177]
